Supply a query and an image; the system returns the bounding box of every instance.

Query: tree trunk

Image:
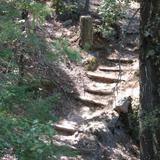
[139,0,160,159]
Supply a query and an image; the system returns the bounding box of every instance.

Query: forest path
[50,1,140,160]
[53,50,139,160]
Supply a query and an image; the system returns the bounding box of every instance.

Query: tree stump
[79,15,93,49]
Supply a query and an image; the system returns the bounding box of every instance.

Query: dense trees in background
[139,0,160,159]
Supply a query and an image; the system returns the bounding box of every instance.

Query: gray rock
[94,19,102,25]
[63,19,73,27]
[114,96,132,114]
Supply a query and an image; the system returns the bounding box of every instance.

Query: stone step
[88,82,116,89]
[106,58,134,64]
[76,96,105,107]
[76,92,114,108]
[53,120,78,135]
[86,71,125,83]
[84,86,113,95]
[98,66,124,72]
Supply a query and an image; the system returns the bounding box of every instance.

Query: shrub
[51,0,80,20]
[0,112,78,159]
[0,0,80,158]
[0,72,78,159]
[47,38,81,62]
[98,0,130,38]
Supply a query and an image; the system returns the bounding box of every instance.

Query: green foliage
[0,0,50,41]
[0,113,54,159]
[128,111,139,142]
[0,0,79,158]
[82,42,92,51]
[47,38,81,62]
[51,0,79,15]
[98,0,130,37]
[51,0,64,13]
[1,78,58,120]
[0,112,79,159]
[0,73,78,159]
[0,48,13,60]
[125,98,140,142]
[0,0,80,66]
[143,109,160,131]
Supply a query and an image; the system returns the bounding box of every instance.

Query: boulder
[114,96,132,114]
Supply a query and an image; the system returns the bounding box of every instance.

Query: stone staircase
[52,55,139,159]
[77,57,135,109]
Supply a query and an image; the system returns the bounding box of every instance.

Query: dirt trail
[49,1,140,160]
